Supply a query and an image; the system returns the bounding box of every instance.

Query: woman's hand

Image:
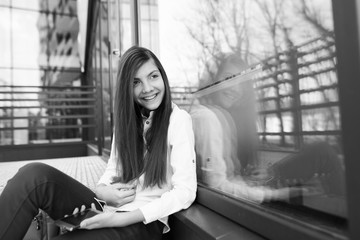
[80,211,118,229]
[60,204,97,232]
[71,204,90,215]
[80,209,145,230]
[95,183,136,207]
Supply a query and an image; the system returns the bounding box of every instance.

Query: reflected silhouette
[190,54,272,202]
[189,53,346,212]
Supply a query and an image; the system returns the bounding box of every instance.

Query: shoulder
[167,103,195,146]
[189,104,214,116]
[189,104,220,124]
[170,102,192,123]
[168,103,193,138]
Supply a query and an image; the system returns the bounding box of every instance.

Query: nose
[142,79,154,93]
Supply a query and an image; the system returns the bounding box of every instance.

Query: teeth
[144,94,156,100]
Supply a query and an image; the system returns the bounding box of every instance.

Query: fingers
[114,189,136,207]
[125,194,136,202]
[118,188,136,196]
[80,213,102,229]
[64,207,80,218]
[111,182,137,190]
[80,212,117,230]
[72,207,79,215]
[116,189,136,201]
[97,183,137,208]
[80,218,95,229]
[69,204,87,220]
[91,203,97,211]
[72,205,86,215]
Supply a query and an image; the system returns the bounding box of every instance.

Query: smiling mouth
[143,94,157,101]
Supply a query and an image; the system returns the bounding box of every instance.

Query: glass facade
[86,0,161,153]
[158,0,345,215]
[154,0,348,238]
[0,0,90,147]
[86,0,347,230]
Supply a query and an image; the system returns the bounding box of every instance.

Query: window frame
[195,0,360,239]
[332,0,360,239]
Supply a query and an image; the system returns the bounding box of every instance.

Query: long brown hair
[113,46,172,188]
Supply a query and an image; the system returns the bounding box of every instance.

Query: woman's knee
[19,162,52,174]
[16,162,59,182]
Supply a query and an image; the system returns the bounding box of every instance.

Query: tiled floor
[0,156,107,195]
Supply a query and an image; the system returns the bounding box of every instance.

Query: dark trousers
[269,142,346,196]
[0,162,163,240]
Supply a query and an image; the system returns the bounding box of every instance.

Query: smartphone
[54,208,100,231]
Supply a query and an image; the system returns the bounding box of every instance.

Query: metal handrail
[0,85,98,145]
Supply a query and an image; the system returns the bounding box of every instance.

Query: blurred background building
[0,0,195,159]
[0,0,190,158]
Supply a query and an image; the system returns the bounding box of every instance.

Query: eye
[150,73,160,80]
[133,79,141,87]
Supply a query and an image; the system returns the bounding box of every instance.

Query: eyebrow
[134,70,160,80]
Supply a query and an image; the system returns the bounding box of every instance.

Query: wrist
[95,184,107,199]
[113,210,145,227]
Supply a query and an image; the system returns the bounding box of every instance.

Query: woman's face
[214,62,243,109]
[133,59,165,112]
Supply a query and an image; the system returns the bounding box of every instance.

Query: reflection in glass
[190,47,346,218]
[12,9,40,69]
[140,3,159,52]
[12,0,40,10]
[185,0,346,219]
[0,1,86,146]
[0,7,11,68]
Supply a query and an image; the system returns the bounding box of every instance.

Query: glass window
[100,0,112,151]
[93,16,103,146]
[108,0,132,57]
[0,0,10,7]
[47,0,77,15]
[0,1,84,147]
[12,0,40,10]
[0,7,11,68]
[108,0,121,117]
[140,19,159,52]
[0,69,11,85]
[140,2,158,20]
[12,9,40,69]
[119,0,133,52]
[158,0,346,225]
[12,69,41,86]
[108,0,121,52]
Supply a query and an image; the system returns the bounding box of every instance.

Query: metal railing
[171,86,197,110]
[254,36,340,150]
[0,85,97,146]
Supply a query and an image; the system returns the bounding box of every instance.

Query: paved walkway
[0,156,107,195]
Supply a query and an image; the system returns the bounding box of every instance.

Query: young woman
[0,46,197,240]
